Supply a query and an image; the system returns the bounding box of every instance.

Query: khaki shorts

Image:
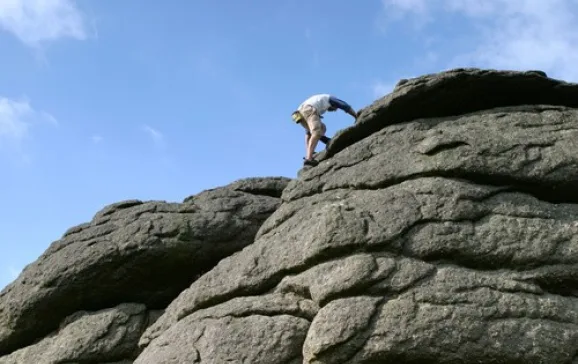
[298,104,326,137]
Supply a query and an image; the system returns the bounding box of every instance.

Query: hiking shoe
[303,159,319,167]
[303,153,318,160]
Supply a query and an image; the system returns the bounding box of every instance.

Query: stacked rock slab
[0,177,290,363]
[135,69,578,364]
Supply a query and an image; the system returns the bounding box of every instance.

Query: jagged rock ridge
[3,68,578,363]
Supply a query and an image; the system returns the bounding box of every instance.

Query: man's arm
[329,96,357,118]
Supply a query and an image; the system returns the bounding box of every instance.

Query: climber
[291,94,358,166]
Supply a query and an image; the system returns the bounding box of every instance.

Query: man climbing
[292,94,358,166]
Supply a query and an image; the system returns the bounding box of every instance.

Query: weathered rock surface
[0,176,290,356]
[323,68,578,160]
[139,177,578,362]
[0,303,154,364]
[290,104,578,201]
[135,293,316,364]
[5,68,578,363]
[136,69,578,363]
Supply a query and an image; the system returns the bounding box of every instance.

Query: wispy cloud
[379,0,578,81]
[304,28,320,67]
[7,266,20,280]
[0,265,21,289]
[0,0,88,47]
[0,97,57,150]
[372,81,396,98]
[142,125,165,147]
[372,69,424,98]
[378,0,432,32]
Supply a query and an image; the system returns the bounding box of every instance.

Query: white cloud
[0,0,87,47]
[382,0,429,16]
[372,69,424,98]
[142,125,164,147]
[304,27,320,67]
[380,0,578,81]
[0,265,21,288]
[372,81,396,98]
[7,266,20,280]
[0,97,57,148]
[378,0,432,31]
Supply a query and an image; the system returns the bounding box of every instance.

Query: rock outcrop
[0,304,154,364]
[0,177,290,362]
[4,68,578,363]
[324,68,578,161]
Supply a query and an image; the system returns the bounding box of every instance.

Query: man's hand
[347,108,358,119]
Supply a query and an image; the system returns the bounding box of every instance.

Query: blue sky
[1,0,578,289]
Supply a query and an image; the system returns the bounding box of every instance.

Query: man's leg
[307,133,320,160]
[299,110,330,145]
[306,118,321,160]
[301,107,324,160]
[297,117,312,157]
[306,121,326,159]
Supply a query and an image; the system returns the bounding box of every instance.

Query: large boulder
[134,293,316,363]
[135,69,578,363]
[4,68,578,364]
[0,176,290,356]
[0,303,156,364]
[323,68,578,160]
